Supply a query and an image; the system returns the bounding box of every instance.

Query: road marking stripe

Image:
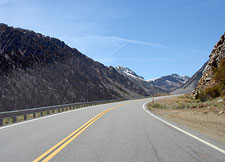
[42,112,106,162]
[143,100,225,155]
[33,104,124,162]
[33,111,105,162]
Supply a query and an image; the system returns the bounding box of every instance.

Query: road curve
[0,96,225,162]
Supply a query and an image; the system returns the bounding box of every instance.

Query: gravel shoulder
[148,96,225,145]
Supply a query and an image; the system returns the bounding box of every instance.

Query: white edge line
[143,100,225,155]
[0,101,124,130]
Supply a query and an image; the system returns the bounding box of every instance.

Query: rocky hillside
[172,33,225,96]
[195,33,225,98]
[0,24,150,112]
[147,74,190,92]
[197,33,225,91]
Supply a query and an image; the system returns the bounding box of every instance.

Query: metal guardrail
[0,99,125,126]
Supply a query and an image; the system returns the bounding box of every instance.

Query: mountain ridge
[171,62,208,94]
[194,33,225,98]
[115,66,190,92]
[147,74,190,92]
[0,23,151,111]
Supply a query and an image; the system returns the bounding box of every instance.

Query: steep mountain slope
[171,62,207,94]
[197,33,225,90]
[195,33,225,96]
[173,33,225,95]
[0,24,149,112]
[147,74,190,92]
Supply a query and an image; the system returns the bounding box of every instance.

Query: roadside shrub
[214,58,225,85]
[205,85,221,98]
[221,89,225,97]
[177,104,185,109]
[152,103,167,109]
[203,58,225,99]
[213,58,225,97]
[152,103,161,108]
[196,91,208,102]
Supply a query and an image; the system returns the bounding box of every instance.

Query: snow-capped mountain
[115,66,167,94]
[147,74,190,84]
[147,74,190,92]
[115,66,190,92]
[115,66,144,80]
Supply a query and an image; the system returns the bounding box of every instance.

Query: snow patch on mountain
[115,66,144,80]
[146,78,159,82]
[115,65,190,92]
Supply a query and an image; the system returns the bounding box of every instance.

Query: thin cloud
[93,35,166,47]
[106,43,127,57]
[98,57,179,62]
[128,58,177,61]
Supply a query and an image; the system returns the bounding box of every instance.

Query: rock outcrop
[196,33,225,91]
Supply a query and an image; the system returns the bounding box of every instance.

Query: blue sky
[0,0,225,79]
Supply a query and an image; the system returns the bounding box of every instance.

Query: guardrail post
[13,116,16,123]
[24,114,27,120]
[0,118,3,126]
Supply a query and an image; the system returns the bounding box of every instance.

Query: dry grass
[148,95,225,145]
[148,95,225,114]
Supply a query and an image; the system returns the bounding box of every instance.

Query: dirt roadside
[148,96,225,145]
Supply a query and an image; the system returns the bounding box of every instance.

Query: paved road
[0,96,225,162]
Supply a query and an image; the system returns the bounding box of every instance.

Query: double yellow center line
[33,103,125,162]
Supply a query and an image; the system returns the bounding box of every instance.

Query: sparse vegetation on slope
[196,58,225,101]
[208,58,225,96]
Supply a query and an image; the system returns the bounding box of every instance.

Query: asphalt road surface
[0,96,225,162]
